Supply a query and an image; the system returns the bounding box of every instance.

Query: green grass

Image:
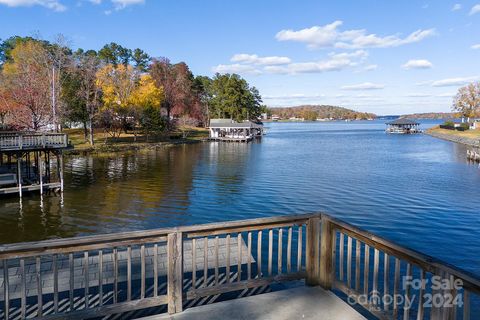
[427,126,480,139]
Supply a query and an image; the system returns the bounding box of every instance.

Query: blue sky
[1,0,480,115]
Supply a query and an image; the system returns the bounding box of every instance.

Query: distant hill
[399,112,459,120]
[268,105,376,120]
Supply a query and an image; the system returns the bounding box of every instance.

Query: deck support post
[39,152,43,194]
[306,216,321,286]
[167,231,183,314]
[319,215,334,290]
[58,152,64,192]
[17,153,22,197]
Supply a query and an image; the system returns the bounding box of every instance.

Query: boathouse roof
[209,119,263,129]
[386,118,420,126]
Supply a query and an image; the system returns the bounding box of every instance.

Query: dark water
[1,120,479,277]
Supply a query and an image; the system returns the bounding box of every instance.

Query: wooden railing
[0,133,68,151]
[323,215,480,319]
[0,213,478,319]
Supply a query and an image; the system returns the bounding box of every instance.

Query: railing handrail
[0,213,318,259]
[323,214,480,295]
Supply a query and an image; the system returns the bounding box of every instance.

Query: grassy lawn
[64,127,209,151]
[427,126,480,139]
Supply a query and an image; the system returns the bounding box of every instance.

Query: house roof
[386,118,420,126]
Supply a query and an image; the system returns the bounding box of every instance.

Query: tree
[453,82,480,122]
[132,48,150,72]
[62,49,102,144]
[193,75,213,126]
[96,64,139,137]
[98,42,131,67]
[150,58,197,123]
[1,40,53,130]
[208,73,262,121]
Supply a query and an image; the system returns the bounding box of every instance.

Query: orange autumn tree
[1,40,53,130]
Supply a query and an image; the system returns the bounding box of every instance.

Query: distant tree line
[0,36,265,144]
[269,105,376,120]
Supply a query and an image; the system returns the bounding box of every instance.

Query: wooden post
[167,232,183,314]
[306,216,321,286]
[17,153,22,197]
[58,152,64,192]
[319,216,334,289]
[39,152,43,195]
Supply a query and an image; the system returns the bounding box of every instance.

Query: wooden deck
[0,182,61,195]
[0,213,479,319]
[140,286,366,320]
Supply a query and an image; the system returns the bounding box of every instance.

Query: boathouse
[209,119,264,142]
[385,118,421,134]
[0,132,70,196]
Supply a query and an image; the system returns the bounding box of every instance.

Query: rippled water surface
[1,120,479,276]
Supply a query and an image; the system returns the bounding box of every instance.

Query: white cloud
[431,76,479,87]
[402,59,433,69]
[212,64,261,75]
[216,50,369,75]
[111,0,143,10]
[363,64,378,71]
[469,4,480,15]
[0,0,66,11]
[437,93,456,97]
[341,82,385,90]
[231,54,291,65]
[275,21,435,49]
[452,3,462,11]
[405,93,432,97]
[471,44,480,49]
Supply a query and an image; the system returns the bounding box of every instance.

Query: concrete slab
[138,286,366,320]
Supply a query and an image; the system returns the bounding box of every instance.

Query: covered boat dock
[385,118,422,134]
[208,119,264,142]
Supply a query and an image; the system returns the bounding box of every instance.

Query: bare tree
[453,82,480,122]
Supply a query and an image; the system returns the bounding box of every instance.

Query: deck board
[139,286,366,320]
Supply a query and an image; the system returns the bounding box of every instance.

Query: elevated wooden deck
[0,133,68,152]
[0,213,479,319]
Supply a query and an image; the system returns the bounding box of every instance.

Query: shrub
[456,123,470,131]
[440,121,455,130]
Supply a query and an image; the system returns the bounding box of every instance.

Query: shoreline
[65,138,204,156]
[425,130,480,148]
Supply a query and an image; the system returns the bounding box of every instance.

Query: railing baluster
[20,258,26,319]
[204,237,208,287]
[53,254,59,313]
[403,263,412,320]
[140,245,145,299]
[127,246,131,301]
[154,244,158,297]
[237,233,242,282]
[268,229,273,276]
[113,248,118,303]
[297,226,303,272]
[287,227,292,273]
[69,253,74,311]
[339,233,344,281]
[37,256,43,316]
[384,253,390,312]
[393,258,400,318]
[373,248,379,306]
[226,234,231,283]
[214,236,219,285]
[347,236,352,288]
[99,250,104,305]
[278,228,283,274]
[247,232,252,280]
[363,244,370,295]
[192,238,197,289]
[417,269,425,320]
[355,239,361,291]
[84,251,89,308]
[257,230,263,277]
[3,259,8,320]
[463,290,470,320]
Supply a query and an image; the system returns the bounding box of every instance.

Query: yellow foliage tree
[129,74,163,110]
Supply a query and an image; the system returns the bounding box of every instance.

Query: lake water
[1,120,479,279]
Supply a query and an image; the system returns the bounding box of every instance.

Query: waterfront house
[209,119,264,142]
[385,118,421,134]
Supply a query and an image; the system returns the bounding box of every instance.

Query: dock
[0,213,479,319]
[208,119,264,143]
[0,132,70,197]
